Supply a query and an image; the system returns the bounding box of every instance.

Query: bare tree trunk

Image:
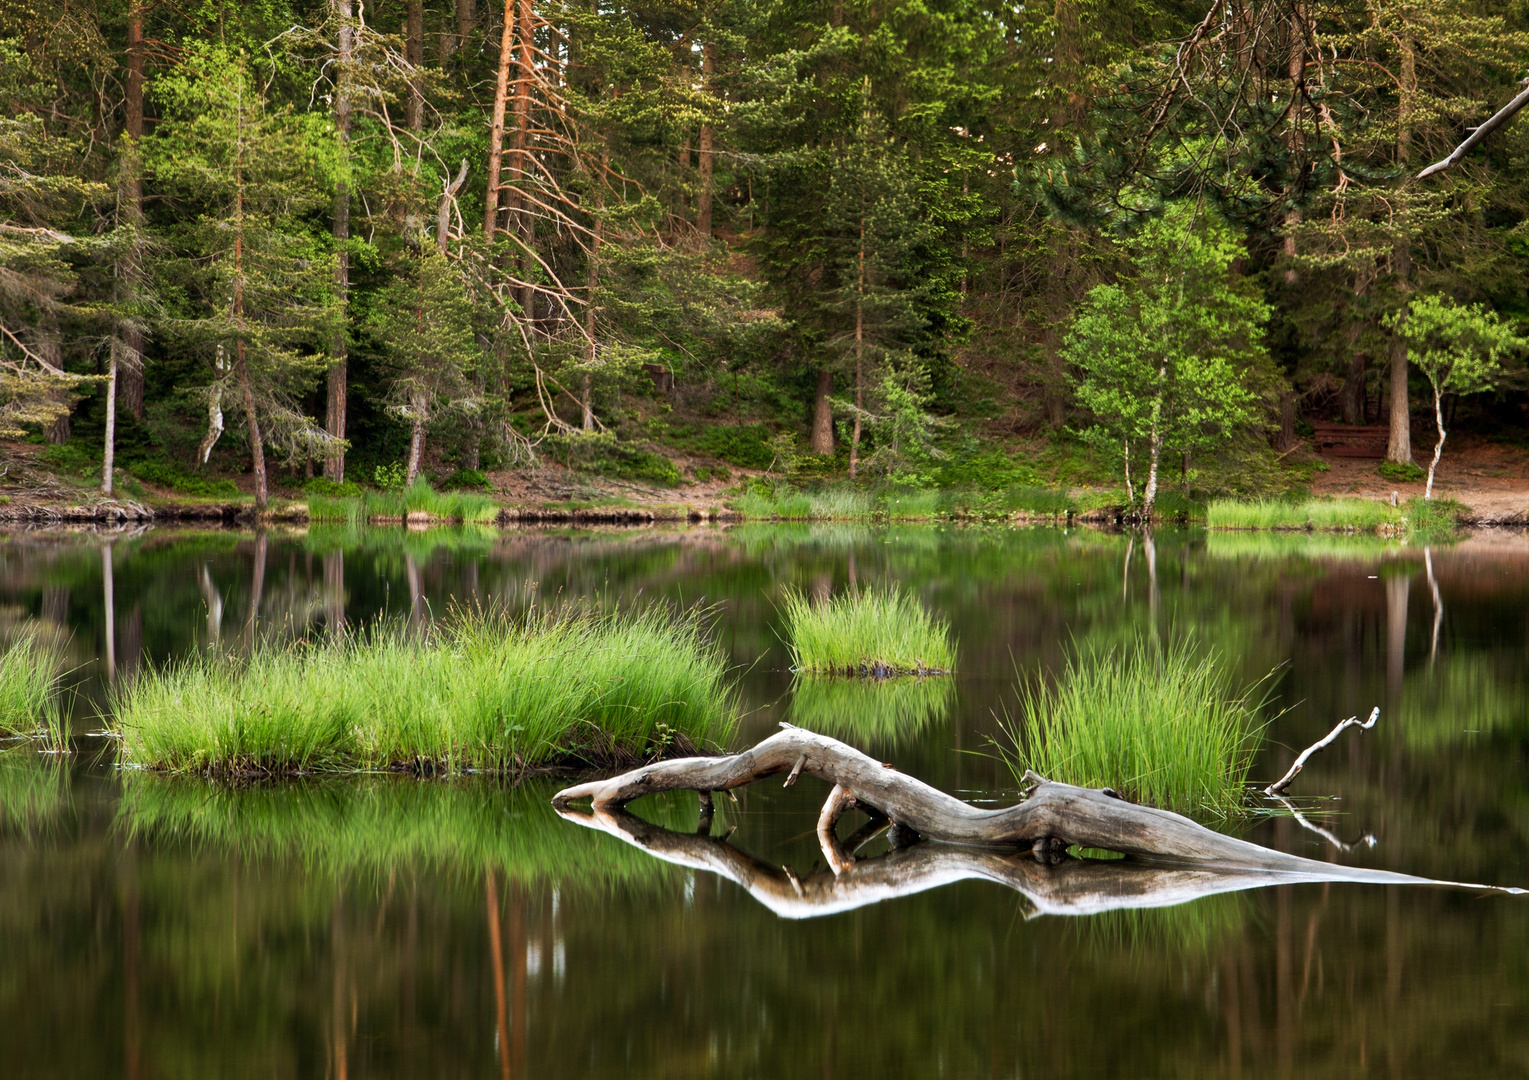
[810,368,834,456]
[327,0,354,483]
[406,402,427,486]
[405,0,424,134]
[119,0,147,421]
[1341,348,1366,425]
[696,43,716,237]
[1425,384,1445,499]
[511,0,536,319]
[484,0,515,238]
[848,208,865,478]
[457,0,475,56]
[102,345,117,495]
[1388,37,1415,465]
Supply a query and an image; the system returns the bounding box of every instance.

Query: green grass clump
[310,480,499,525]
[1004,638,1268,817]
[807,487,876,519]
[1207,497,1401,532]
[783,586,955,676]
[880,488,943,520]
[1403,496,1467,533]
[0,631,66,737]
[790,674,954,748]
[115,605,736,775]
[733,486,813,519]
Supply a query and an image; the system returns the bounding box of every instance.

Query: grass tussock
[1004,637,1269,817]
[1207,497,1401,532]
[308,480,499,525]
[0,630,67,739]
[783,586,955,676]
[115,604,736,775]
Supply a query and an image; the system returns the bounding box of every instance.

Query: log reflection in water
[557,803,1522,921]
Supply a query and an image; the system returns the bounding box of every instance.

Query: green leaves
[1390,294,1523,399]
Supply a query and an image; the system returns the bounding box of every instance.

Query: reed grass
[783,586,955,675]
[808,487,876,519]
[0,630,66,738]
[881,488,943,520]
[1004,637,1269,816]
[308,480,499,525]
[115,604,736,775]
[1206,497,1401,532]
[789,674,955,748]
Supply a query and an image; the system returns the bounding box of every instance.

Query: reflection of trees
[788,676,954,750]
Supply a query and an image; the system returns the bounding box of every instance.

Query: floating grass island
[1005,638,1269,817]
[783,586,955,676]
[114,606,735,776]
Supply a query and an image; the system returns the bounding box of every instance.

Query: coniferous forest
[4,0,1529,513]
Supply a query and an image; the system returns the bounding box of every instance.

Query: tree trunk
[811,368,835,456]
[1340,349,1366,425]
[484,0,515,238]
[327,0,354,483]
[233,133,268,509]
[406,400,427,486]
[1388,37,1415,465]
[41,326,68,443]
[1425,383,1445,499]
[1142,433,1162,520]
[236,341,268,509]
[848,209,865,478]
[102,345,117,495]
[511,0,536,319]
[119,0,146,421]
[696,43,716,237]
[405,0,424,133]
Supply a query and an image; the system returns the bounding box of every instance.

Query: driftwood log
[553,725,1525,901]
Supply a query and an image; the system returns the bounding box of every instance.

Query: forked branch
[1264,707,1379,796]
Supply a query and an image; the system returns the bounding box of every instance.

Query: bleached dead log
[1264,707,1379,796]
[556,804,1522,921]
[556,724,1378,871]
[1418,81,1529,179]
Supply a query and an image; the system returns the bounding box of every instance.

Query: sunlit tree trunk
[484,0,515,238]
[1425,382,1445,499]
[511,0,536,319]
[406,392,428,485]
[102,344,117,495]
[119,0,147,422]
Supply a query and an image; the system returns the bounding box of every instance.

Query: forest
[3,0,1529,513]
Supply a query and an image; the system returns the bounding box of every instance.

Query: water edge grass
[0,630,67,739]
[308,480,499,524]
[783,586,955,675]
[1206,497,1404,532]
[115,604,736,775]
[1003,637,1270,817]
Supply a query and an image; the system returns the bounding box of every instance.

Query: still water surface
[2,523,1528,1077]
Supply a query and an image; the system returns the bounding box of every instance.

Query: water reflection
[788,675,955,749]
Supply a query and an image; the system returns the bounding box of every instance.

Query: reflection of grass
[0,751,69,837]
[1204,531,1406,562]
[789,675,954,748]
[1069,889,1249,959]
[116,605,736,774]
[118,773,705,890]
[783,586,955,675]
[0,630,66,737]
[1207,497,1401,531]
[1399,654,1529,750]
[1005,637,1268,816]
[301,522,499,559]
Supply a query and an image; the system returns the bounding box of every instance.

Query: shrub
[304,477,363,499]
[441,468,490,491]
[374,463,407,491]
[1004,637,1269,817]
[128,461,240,498]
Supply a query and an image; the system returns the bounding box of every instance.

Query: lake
[2,522,1527,1077]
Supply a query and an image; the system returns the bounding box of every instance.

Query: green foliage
[1065,207,1273,513]
[782,586,955,676]
[549,432,681,487]
[1004,638,1269,817]
[115,605,736,774]
[440,468,490,491]
[1377,461,1426,483]
[128,461,240,498]
[303,478,363,499]
[373,463,407,491]
[663,423,776,470]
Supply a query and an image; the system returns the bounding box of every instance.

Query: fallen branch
[1418,81,1529,179]
[557,724,1376,869]
[1264,707,1379,797]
